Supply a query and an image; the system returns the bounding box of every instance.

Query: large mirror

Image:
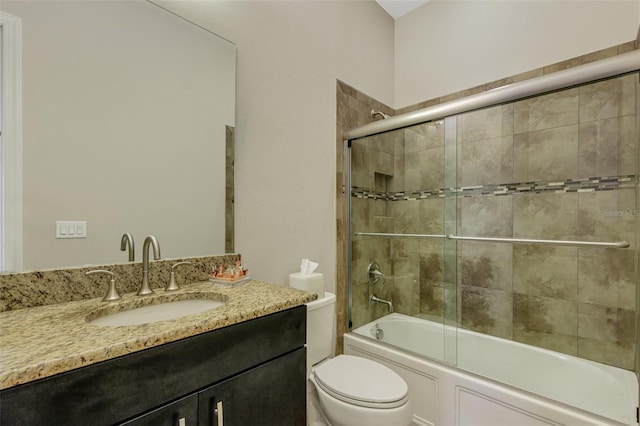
[0,0,235,272]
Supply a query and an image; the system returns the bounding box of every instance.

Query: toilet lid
[313,355,408,409]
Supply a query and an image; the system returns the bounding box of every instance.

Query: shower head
[371,109,391,120]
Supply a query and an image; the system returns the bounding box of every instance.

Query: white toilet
[306,292,412,426]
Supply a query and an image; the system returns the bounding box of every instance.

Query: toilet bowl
[305,293,412,426]
[310,355,412,426]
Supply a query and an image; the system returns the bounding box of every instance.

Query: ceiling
[376,0,430,19]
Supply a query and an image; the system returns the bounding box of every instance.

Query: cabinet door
[120,394,198,426]
[198,348,306,426]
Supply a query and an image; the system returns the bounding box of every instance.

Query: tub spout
[370,294,393,312]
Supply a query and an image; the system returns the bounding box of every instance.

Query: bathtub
[346,313,638,426]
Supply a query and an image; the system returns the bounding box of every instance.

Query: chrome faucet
[120,233,135,261]
[139,235,161,296]
[370,294,393,312]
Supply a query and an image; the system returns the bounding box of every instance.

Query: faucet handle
[166,261,192,291]
[86,269,121,302]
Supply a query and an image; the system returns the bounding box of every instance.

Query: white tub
[346,313,638,426]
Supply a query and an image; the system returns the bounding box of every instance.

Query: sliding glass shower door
[348,118,459,365]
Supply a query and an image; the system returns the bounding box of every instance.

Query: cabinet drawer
[120,394,197,426]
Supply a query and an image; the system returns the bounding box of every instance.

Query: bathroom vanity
[0,279,314,425]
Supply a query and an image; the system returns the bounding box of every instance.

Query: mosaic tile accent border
[352,188,444,200]
[352,175,638,201]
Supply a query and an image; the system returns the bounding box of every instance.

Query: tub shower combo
[345,51,640,425]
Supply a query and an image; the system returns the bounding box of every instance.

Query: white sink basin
[88,299,225,327]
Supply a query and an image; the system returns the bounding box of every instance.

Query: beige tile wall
[459,73,637,368]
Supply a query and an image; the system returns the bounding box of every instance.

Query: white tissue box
[289,272,324,297]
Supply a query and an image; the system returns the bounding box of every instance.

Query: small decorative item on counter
[210,261,251,285]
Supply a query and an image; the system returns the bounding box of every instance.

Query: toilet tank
[306,292,336,366]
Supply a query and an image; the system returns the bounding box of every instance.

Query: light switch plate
[56,221,87,239]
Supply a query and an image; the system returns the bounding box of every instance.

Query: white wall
[395,0,640,107]
[154,1,395,288]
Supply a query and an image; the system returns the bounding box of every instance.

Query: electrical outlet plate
[56,221,87,239]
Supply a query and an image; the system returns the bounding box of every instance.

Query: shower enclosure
[346,52,639,423]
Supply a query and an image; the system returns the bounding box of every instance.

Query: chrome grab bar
[353,232,629,249]
[355,232,447,239]
[448,235,629,248]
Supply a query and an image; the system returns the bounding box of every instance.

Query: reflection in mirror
[0,0,235,272]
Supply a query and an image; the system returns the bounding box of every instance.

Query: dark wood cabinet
[122,348,305,426]
[0,306,307,426]
[197,348,306,426]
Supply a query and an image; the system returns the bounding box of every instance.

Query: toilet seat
[312,355,408,409]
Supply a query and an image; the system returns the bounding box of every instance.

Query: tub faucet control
[370,294,393,312]
[368,262,385,285]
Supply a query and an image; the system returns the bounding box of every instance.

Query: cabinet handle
[213,401,224,426]
[178,418,186,426]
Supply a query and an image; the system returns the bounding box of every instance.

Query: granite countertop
[0,280,316,390]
